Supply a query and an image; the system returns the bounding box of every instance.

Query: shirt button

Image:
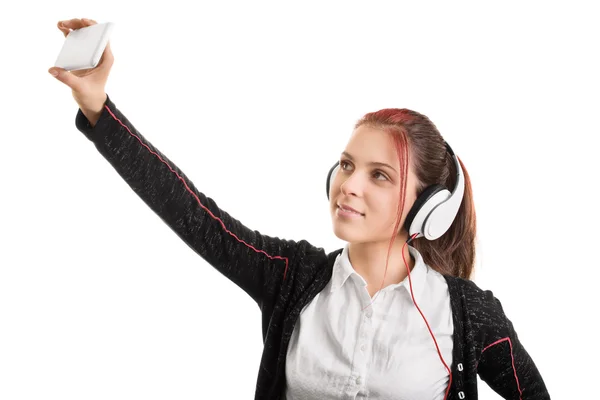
[458,363,463,371]
[360,344,366,351]
[458,391,465,399]
[356,377,362,385]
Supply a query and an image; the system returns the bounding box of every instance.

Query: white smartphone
[54,22,115,71]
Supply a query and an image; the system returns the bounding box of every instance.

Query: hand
[49,18,114,123]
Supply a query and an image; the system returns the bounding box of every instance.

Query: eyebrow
[341,151,397,173]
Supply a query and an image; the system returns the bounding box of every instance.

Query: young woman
[49,18,550,400]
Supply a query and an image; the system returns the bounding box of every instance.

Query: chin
[333,231,354,243]
[331,222,361,243]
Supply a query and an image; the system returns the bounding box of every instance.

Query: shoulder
[442,274,507,326]
[443,275,515,350]
[290,245,340,278]
[443,274,498,302]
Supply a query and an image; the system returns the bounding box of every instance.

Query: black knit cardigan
[73,94,551,400]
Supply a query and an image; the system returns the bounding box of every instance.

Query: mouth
[337,204,365,216]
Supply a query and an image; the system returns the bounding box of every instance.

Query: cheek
[329,187,340,204]
[329,183,339,202]
[371,195,407,224]
[370,198,397,221]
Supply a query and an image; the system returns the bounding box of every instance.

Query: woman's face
[330,125,419,244]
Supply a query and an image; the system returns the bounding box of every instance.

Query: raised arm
[50,18,326,310]
[476,290,551,399]
[73,93,320,307]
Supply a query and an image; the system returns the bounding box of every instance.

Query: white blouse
[284,243,454,399]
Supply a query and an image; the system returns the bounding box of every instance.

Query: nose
[339,170,365,197]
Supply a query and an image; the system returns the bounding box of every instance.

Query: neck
[347,234,415,291]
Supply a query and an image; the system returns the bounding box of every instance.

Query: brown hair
[354,109,476,280]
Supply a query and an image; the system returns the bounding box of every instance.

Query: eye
[373,171,388,181]
[339,160,388,182]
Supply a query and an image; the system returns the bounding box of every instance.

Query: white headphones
[326,141,464,240]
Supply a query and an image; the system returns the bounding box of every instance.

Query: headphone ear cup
[326,161,340,200]
[404,184,446,234]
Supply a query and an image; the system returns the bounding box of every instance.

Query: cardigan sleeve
[73,94,320,308]
[476,290,551,399]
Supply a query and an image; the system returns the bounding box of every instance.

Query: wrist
[81,93,108,128]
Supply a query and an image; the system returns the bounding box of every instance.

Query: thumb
[48,67,82,91]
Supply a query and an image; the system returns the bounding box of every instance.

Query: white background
[1,1,598,398]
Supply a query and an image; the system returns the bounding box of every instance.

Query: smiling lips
[338,203,364,216]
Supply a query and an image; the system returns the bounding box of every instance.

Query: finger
[57,19,83,38]
[58,18,97,37]
[57,21,70,37]
[48,67,83,92]
[57,18,92,33]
